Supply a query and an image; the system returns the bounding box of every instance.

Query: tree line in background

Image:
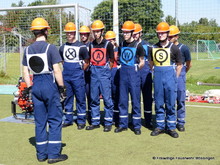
[92,0,220,45]
[92,0,163,44]
[0,0,220,46]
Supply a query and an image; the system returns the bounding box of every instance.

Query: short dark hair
[32,28,47,38]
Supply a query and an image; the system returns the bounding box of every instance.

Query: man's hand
[58,86,67,103]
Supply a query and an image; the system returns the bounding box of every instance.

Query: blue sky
[1,0,219,25]
[161,0,220,25]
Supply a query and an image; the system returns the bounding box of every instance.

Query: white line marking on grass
[186,105,220,109]
[100,100,220,109]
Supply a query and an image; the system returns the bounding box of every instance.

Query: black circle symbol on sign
[29,56,44,73]
[65,48,76,60]
[154,49,168,66]
[122,48,133,64]
[92,49,104,64]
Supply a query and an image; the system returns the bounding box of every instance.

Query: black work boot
[37,157,47,162]
[103,125,112,132]
[48,154,68,164]
[176,124,185,132]
[167,129,179,138]
[150,128,165,136]
[86,125,100,130]
[62,123,73,128]
[114,127,127,133]
[77,124,86,130]
[134,129,141,135]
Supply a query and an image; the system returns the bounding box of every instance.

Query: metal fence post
[19,34,22,76]
[113,0,119,45]
[3,34,6,73]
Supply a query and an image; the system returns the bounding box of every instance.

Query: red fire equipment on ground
[11,76,33,119]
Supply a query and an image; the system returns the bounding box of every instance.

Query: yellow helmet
[133,23,142,34]
[169,25,180,36]
[105,31,116,40]
[91,20,105,30]
[79,25,90,33]
[156,22,170,32]
[30,17,50,31]
[64,22,76,32]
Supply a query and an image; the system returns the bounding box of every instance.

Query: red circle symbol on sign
[92,49,104,64]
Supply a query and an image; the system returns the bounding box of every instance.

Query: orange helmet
[105,31,116,40]
[169,25,180,36]
[91,20,105,30]
[121,21,135,31]
[64,22,76,32]
[156,22,170,32]
[133,23,142,34]
[79,25,90,33]
[30,17,50,31]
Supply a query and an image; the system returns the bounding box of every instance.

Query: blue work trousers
[84,69,91,124]
[153,66,177,130]
[63,63,86,125]
[111,67,120,125]
[90,65,113,126]
[140,61,153,123]
[32,74,63,160]
[118,65,141,129]
[177,66,186,125]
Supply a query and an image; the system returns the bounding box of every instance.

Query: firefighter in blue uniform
[133,23,153,129]
[86,20,114,132]
[149,22,183,138]
[22,17,68,163]
[59,22,89,130]
[79,25,92,125]
[168,25,192,132]
[114,21,145,135]
[105,31,120,126]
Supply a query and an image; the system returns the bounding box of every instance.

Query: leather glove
[58,86,67,103]
[22,86,32,98]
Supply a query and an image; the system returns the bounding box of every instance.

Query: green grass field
[186,53,220,94]
[0,53,21,84]
[0,52,220,164]
[0,95,220,165]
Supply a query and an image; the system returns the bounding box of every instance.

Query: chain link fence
[0,0,219,84]
[90,0,220,60]
[0,4,91,84]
